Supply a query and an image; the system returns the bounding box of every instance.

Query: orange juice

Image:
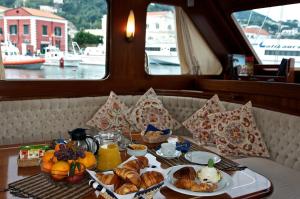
[97,143,122,171]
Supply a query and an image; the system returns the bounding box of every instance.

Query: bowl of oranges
[40,142,97,184]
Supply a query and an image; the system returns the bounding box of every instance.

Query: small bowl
[127,144,148,156]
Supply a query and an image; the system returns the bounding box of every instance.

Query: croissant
[140,171,164,189]
[173,167,196,180]
[190,182,218,192]
[96,173,121,187]
[136,156,149,168]
[174,178,195,190]
[114,168,141,187]
[174,178,218,192]
[123,156,149,172]
[115,183,138,195]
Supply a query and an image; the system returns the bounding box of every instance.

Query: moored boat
[43,45,81,67]
[1,43,45,70]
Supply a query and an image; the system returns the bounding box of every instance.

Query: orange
[55,143,65,152]
[41,161,54,173]
[42,150,55,163]
[51,161,70,180]
[77,151,97,169]
[52,156,58,163]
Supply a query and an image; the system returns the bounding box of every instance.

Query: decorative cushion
[182,95,225,145]
[208,101,270,158]
[128,88,181,131]
[86,91,131,133]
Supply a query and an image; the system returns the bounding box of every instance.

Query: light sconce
[126,10,135,41]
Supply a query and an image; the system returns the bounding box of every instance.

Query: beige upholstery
[236,157,300,199]
[1,95,300,172]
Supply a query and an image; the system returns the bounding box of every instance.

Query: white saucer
[184,151,221,165]
[156,149,181,159]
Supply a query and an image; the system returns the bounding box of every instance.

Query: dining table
[0,135,272,199]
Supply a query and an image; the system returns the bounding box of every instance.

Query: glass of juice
[97,143,122,171]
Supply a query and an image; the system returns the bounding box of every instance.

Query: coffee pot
[68,128,99,155]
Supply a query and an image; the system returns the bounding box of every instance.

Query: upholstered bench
[0,95,300,198]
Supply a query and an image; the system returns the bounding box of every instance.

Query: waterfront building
[0,7,67,55]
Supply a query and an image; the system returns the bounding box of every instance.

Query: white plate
[185,151,221,165]
[164,165,233,196]
[156,149,181,159]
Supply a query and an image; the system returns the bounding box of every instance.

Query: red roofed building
[0,7,67,55]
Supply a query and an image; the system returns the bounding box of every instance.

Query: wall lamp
[126,10,135,41]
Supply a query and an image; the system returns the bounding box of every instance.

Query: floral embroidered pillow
[208,101,270,157]
[182,95,225,145]
[129,88,181,131]
[86,91,131,133]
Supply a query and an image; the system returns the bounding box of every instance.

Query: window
[42,25,48,35]
[24,24,29,34]
[1,1,108,80]
[54,27,61,36]
[232,3,300,68]
[0,28,3,34]
[145,3,181,75]
[9,25,17,35]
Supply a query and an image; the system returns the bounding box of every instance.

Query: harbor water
[4,63,181,80]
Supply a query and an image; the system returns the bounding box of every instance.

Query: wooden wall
[0,0,299,116]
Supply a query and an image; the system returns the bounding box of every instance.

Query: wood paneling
[0,0,299,117]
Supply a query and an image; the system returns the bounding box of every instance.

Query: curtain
[0,45,4,80]
[175,7,222,75]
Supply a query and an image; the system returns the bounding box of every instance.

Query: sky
[254,3,300,22]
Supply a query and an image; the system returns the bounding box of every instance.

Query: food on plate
[174,178,218,192]
[96,173,120,185]
[140,171,164,189]
[128,144,147,150]
[197,159,222,183]
[123,156,149,172]
[142,131,166,143]
[115,183,139,195]
[173,166,196,180]
[114,168,141,186]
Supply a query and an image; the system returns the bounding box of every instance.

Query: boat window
[145,3,181,75]
[232,3,300,68]
[0,0,108,80]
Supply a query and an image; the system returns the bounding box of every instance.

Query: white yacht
[80,44,106,65]
[145,43,179,65]
[43,44,81,67]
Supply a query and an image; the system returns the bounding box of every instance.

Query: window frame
[9,25,17,35]
[54,27,62,37]
[42,25,48,36]
[23,24,29,35]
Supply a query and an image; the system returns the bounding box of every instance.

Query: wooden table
[0,144,272,199]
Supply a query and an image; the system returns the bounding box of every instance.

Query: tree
[73,30,102,47]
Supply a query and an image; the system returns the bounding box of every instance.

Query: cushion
[128,88,180,131]
[86,91,131,133]
[208,101,270,158]
[182,95,225,145]
[235,157,300,199]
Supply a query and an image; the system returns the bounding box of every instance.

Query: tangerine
[77,151,97,169]
[55,143,65,152]
[51,161,70,180]
[41,161,54,173]
[42,150,55,163]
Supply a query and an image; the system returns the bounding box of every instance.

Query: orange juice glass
[97,143,122,171]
